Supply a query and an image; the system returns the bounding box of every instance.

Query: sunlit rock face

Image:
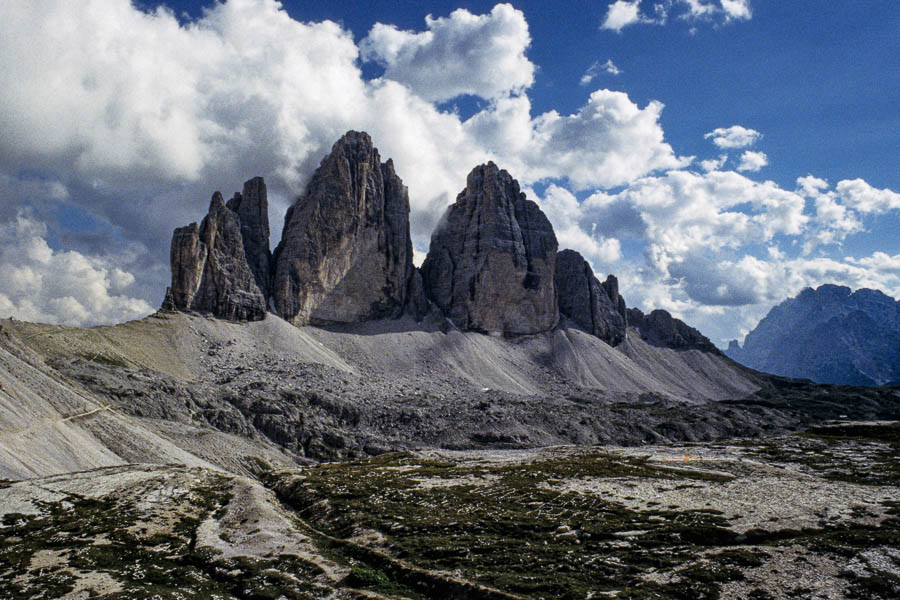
[271,131,421,325]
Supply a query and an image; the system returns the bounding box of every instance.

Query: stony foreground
[2,423,898,599]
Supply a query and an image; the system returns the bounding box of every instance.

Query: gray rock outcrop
[627,307,718,353]
[421,162,558,335]
[602,274,628,324]
[555,249,627,346]
[162,192,267,321]
[272,131,421,325]
[226,177,271,300]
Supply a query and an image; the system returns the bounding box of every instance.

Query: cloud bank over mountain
[0,0,896,344]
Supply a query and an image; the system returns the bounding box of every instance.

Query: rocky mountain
[163,131,719,355]
[628,307,719,353]
[726,284,900,385]
[273,131,424,325]
[555,249,627,346]
[162,191,267,321]
[421,162,559,335]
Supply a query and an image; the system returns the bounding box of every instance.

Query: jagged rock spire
[421,162,558,335]
[555,249,627,346]
[162,190,267,321]
[227,177,271,300]
[271,131,423,325]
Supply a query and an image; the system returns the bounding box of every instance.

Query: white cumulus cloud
[0,211,152,326]
[681,0,752,22]
[360,4,534,102]
[737,150,768,172]
[704,125,762,149]
[466,91,690,190]
[835,179,900,214]
[700,154,728,172]
[602,1,644,32]
[720,0,752,20]
[534,185,622,266]
[848,252,900,276]
[795,176,862,249]
[613,170,805,255]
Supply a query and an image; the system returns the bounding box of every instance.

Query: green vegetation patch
[269,451,755,599]
[736,422,900,486]
[265,439,900,600]
[0,471,330,600]
[725,378,900,422]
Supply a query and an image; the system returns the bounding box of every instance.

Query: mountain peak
[814,283,852,298]
[162,131,720,348]
[421,161,559,334]
[726,284,900,385]
[271,131,419,325]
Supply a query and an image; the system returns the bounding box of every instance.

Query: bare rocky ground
[1,313,899,598]
[1,423,898,599]
[6,311,896,478]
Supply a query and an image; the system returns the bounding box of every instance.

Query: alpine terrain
[1,132,898,600]
[727,284,900,386]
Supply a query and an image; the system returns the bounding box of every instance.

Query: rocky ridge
[165,131,716,350]
[727,284,900,385]
[628,307,719,353]
[162,192,267,321]
[555,249,627,346]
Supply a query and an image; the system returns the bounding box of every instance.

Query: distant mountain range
[726,284,900,386]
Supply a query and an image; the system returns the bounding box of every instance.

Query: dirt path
[0,404,114,437]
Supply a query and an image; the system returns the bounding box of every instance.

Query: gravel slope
[0,312,765,479]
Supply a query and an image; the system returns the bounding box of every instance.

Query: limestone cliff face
[163,192,267,321]
[555,249,626,346]
[271,131,421,325]
[627,307,718,353]
[421,162,558,335]
[601,274,628,325]
[226,177,271,300]
[158,131,729,357]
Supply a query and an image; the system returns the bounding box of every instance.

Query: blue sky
[0,0,897,344]
[148,0,899,189]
